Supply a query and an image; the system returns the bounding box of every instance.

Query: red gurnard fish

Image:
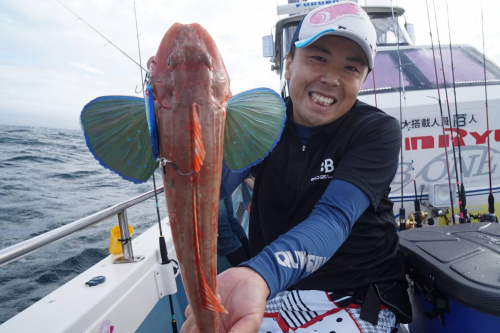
[80,22,286,333]
[151,23,229,331]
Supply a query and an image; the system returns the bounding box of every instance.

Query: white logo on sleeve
[274,251,331,273]
[320,158,334,173]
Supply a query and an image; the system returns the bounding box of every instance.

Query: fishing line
[363,0,378,108]
[445,0,467,223]
[371,68,378,108]
[391,0,420,228]
[431,0,458,225]
[481,0,496,218]
[133,2,178,332]
[55,0,147,72]
[425,0,456,225]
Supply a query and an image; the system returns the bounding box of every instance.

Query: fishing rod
[479,0,497,222]
[55,0,147,72]
[369,2,412,229]
[365,0,377,107]
[444,0,468,224]
[365,2,410,229]
[425,0,456,225]
[363,3,403,227]
[431,0,458,225]
[390,0,421,229]
[132,2,179,332]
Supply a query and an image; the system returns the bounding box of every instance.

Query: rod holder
[154,262,178,298]
[113,210,144,264]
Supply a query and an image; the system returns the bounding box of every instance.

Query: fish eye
[167,56,172,70]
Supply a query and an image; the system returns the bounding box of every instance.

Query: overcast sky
[1,0,500,130]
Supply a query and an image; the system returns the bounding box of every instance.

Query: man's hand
[181,267,269,333]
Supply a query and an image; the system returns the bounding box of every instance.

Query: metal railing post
[114,209,145,264]
[117,210,133,260]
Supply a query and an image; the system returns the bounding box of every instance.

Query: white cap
[291,2,377,69]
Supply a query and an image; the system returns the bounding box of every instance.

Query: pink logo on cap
[309,3,362,25]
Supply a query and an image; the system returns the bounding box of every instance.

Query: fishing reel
[398,211,429,230]
[470,195,499,222]
[432,208,473,224]
[470,213,498,223]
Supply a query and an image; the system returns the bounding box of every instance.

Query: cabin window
[369,14,410,46]
[283,24,299,58]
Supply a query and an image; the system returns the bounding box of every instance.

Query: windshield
[360,46,500,94]
[369,15,410,46]
[282,24,298,61]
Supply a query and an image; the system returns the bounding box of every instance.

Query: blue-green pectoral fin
[80,96,157,184]
[224,88,286,172]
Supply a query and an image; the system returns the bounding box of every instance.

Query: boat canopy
[360,45,500,94]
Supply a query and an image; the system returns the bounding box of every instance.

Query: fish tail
[192,186,227,314]
[191,103,205,173]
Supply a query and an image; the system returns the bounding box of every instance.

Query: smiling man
[181,2,411,333]
[286,35,369,127]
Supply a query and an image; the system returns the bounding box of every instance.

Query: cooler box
[399,223,500,333]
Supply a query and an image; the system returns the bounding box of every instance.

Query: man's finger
[184,304,192,318]
[180,311,196,333]
[227,315,262,333]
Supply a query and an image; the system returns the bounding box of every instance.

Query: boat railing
[0,187,164,268]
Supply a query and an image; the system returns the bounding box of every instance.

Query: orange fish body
[151,23,230,332]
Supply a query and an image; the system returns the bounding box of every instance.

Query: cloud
[69,62,104,74]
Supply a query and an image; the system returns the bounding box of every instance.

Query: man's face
[284,35,369,127]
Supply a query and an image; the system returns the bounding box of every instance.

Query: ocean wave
[3,127,33,133]
[49,170,100,180]
[51,248,108,275]
[0,184,31,191]
[3,156,66,164]
[35,272,60,285]
[0,138,51,146]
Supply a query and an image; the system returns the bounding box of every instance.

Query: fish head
[150,23,230,109]
[149,23,229,174]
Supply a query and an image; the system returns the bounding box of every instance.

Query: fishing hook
[135,84,144,94]
[161,158,194,177]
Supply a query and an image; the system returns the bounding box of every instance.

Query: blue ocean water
[0,124,167,324]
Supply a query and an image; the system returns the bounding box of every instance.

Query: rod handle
[488,193,495,214]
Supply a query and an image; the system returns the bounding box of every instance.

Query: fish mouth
[309,92,336,107]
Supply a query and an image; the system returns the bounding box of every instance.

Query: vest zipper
[297,145,306,196]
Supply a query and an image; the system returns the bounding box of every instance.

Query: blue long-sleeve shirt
[221,119,370,299]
